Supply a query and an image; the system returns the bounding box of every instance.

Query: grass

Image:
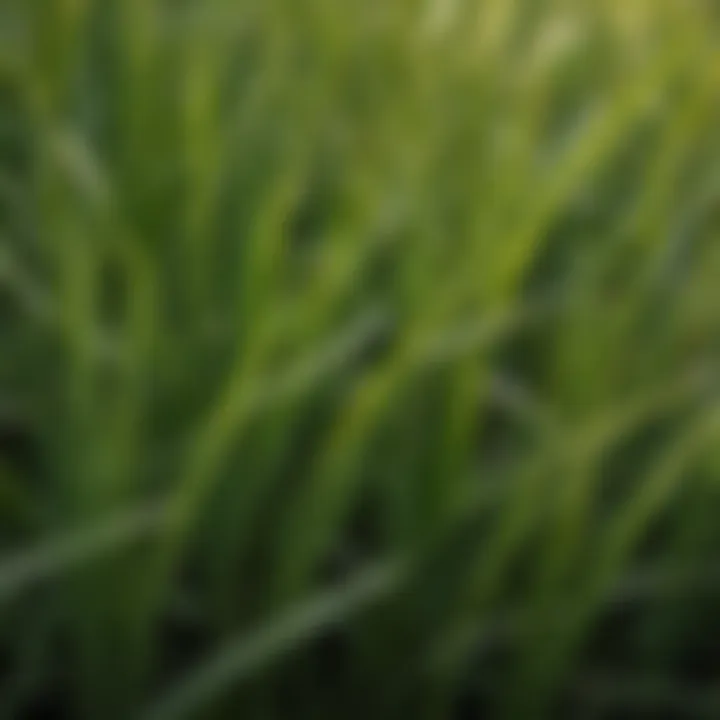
[2,1,720,718]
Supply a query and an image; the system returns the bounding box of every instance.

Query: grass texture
[2,1,720,718]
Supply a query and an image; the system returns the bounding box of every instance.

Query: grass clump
[2,1,720,718]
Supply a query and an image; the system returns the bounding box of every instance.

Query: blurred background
[2,1,720,718]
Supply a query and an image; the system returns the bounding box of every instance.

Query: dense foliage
[2,1,720,718]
